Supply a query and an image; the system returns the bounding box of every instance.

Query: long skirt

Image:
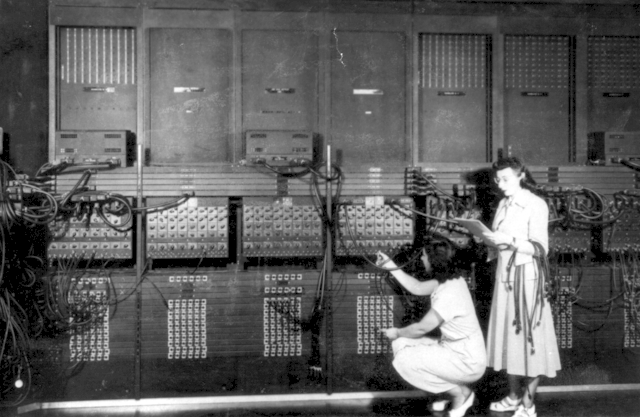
[486,268,562,377]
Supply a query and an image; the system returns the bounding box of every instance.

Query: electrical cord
[415,171,466,202]
[131,192,194,214]
[615,158,640,172]
[249,159,313,178]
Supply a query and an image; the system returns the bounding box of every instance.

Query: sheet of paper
[453,218,497,248]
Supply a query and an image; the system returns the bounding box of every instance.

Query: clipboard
[453,218,496,247]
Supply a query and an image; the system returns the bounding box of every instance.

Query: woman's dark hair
[423,237,463,283]
[491,156,537,191]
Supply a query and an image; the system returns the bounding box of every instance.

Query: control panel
[140,270,318,359]
[48,200,133,260]
[68,275,111,362]
[262,272,317,357]
[336,196,414,256]
[242,197,323,257]
[146,197,229,259]
[624,288,640,348]
[55,130,133,166]
[551,268,576,350]
[263,296,302,357]
[543,190,594,254]
[168,297,208,360]
[424,195,480,248]
[245,130,314,166]
[588,131,640,165]
[356,295,393,355]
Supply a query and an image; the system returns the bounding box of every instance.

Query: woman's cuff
[379,259,397,269]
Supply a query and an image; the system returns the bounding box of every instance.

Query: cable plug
[14,366,23,389]
[290,158,311,167]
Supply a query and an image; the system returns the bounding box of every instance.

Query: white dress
[486,188,561,377]
[391,277,487,393]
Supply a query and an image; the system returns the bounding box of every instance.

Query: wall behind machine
[0,0,48,176]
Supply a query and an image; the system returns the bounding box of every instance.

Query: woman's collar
[508,188,528,207]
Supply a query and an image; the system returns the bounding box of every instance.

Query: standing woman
[481,157,561,417]
[377,238,486,417]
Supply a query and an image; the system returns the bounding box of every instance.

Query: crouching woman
[377,238,486,417]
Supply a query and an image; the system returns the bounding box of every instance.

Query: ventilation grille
[588,36,640,89]
[59,27,136,85]
[419,34,488,89]
[505,35,570,89]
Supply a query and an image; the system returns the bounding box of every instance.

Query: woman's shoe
[489,395,521,412]
[513,404,537,417]
[428,399,450,412]
[447,392,475,417]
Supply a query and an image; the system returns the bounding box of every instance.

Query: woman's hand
[482,231,513,248]
[376,251,392,268]
[379,327,400,340]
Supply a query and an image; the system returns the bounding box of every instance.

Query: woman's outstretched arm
[376,251,438,296]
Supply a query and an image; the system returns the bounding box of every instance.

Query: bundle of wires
[0,160,145,406]
[253,159,343,379]
[0,222,46,407]
[41,264,111,329]
[0,290,31,407]
[539,185,622,228]
[401,170,480,239]
[0,160,57,227]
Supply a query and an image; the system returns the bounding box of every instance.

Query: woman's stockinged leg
[521,376,540,408]
[446,384,476,417]
[489,374,522,413]
[446,384,472,409]
[507,373,522,400]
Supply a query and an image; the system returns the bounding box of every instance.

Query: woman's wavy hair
[423,237,464,283]
[491,156,537,191]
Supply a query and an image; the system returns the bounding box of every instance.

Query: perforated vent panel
[419,34,488,89]
[588,36,640,89]
[505,35,570,89]
[59,27,136,85]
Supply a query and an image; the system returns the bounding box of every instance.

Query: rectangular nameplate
[265,88,295,94]
[603,92,630,98]
[353,89,383,95]
[521,92,548,97]
[174,87,205,93]
[438,91,466,96]
[83,87,115,93]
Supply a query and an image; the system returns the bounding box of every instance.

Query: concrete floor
[9,387,640,417]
